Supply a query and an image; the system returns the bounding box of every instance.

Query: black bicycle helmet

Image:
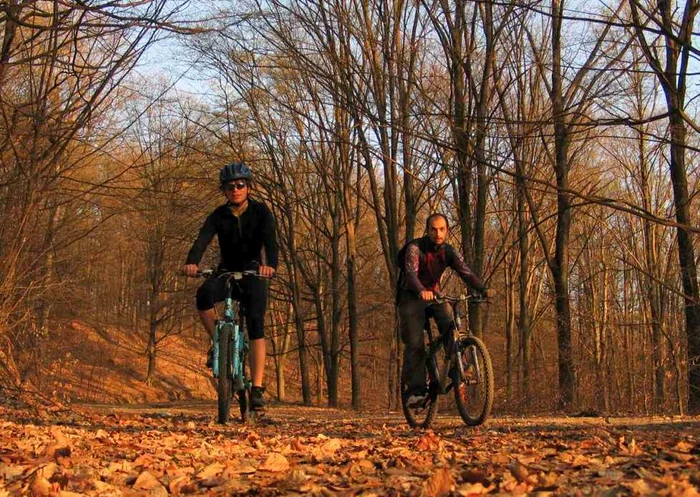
[219,162,252,184]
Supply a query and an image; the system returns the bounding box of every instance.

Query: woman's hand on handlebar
[258,265,275,278]
[183,264,199,277]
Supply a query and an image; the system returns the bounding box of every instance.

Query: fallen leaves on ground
[0,402,699,495]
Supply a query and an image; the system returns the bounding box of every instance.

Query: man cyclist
[183,162,278,411]
[397,213,489,407]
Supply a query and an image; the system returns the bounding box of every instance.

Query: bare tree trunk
[629,0,700,414]
[504,254,515,405]
[270,301,292,402]
[346,219,361,410]
[551,0,575,408]
[329,204,342,407]
[280,204,312,405]
[146,319,157,386]
[517,170,533,405]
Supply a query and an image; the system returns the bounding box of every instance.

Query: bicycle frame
[211,272,251,381]
[211,290,247,385]
[424,320,458,395]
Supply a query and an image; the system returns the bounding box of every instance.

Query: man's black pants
[398,293,454,393]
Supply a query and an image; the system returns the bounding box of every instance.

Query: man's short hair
[425,213,449,232]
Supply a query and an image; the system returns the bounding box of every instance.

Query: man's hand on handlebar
[183,264,199,277]
[419,290,435,302]
[258,265,275,278]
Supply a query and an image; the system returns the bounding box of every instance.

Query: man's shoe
[250,386,266,411]
[406,389,427,408]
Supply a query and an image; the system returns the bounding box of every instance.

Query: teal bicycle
[199,269,258,424]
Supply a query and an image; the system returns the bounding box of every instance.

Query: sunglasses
[223,181,248,192]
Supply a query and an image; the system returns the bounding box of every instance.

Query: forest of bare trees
[2,0,699,415]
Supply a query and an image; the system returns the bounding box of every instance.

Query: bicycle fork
[459,340,483,385]
[212,320,240,382]
[212,323,221,378]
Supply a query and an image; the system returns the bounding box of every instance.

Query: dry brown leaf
[674,441,695,453]
[0,464,28,480]
[625,479,653,494]
[456,482,490,496]
[537,471,559,487]
[357,459,376,474]
[166,465,195,477]
[311,438,343,461]
[200,476,226,488]
[416,431,441,451]
[663,450,694,462]
[509,460,529,482]
[196,462,225,480]
[35,463,57,481]
[30,475,51,497]
[50,427,70,448]
[291,438,305,452]
[92,479,119,493]
[350,449,369,460]
[260,453,290,472]
[571,454,592,467]
[94,429,110,440]
[423,467,455,497]
[168,475,191,495]
[231,461,257,474]
[132,454,154,467]
[461,469,490,486]
[133,470,164,490]
[44,444,71,459]
[618,436,642,456]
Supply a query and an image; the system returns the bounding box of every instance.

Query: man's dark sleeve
[261,204,279,269]
[404,243,426,293]
[185,212,217,265]
[447,245,486,293]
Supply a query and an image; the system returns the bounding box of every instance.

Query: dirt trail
[1,401,699,495]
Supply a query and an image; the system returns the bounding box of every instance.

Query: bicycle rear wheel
[454,336,494,426]
[401,377,438,429]
[237,349,250,422]
[217,323,234,424]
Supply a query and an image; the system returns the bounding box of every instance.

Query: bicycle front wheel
[454,336,494,426]
[217,323,235,424]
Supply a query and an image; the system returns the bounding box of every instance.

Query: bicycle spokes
[454,336,494,426]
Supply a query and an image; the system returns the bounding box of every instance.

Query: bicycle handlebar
[195,269,266,280]
[432,293,489,305]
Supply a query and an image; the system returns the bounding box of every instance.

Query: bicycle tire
[237,387,249,422]
[217,323,235,424]
[401,378,438,429]
[237,340,249,422]
[454,336,494,426]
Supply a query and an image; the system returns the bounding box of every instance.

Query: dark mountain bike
[401,294,494,428]
[198,269,259,424]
